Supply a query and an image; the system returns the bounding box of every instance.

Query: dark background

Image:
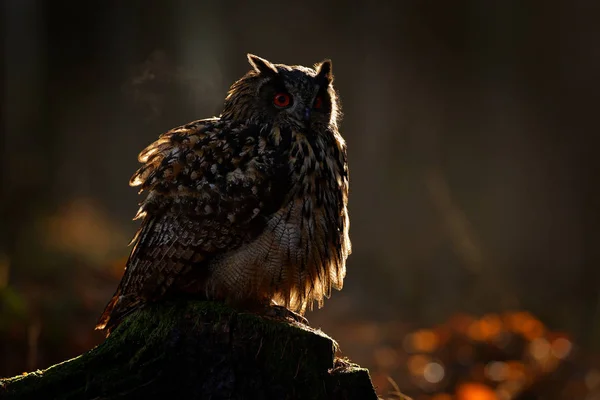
[2,1,600,398]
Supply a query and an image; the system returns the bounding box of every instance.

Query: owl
[96,54,351,333]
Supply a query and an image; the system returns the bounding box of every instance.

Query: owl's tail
[96,289,141,336]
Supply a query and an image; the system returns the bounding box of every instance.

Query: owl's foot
[264,304,309,325]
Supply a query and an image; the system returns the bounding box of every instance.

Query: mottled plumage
[97,54,350,333]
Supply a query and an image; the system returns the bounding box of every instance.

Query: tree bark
[0,300,380,400]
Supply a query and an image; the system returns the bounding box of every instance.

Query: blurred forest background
[1,1,600,399]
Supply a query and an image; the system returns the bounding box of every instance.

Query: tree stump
[0,300,380,399]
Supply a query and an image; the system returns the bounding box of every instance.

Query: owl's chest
[256,126,345,236]
[270,130,344,241]
[207,126,347,299]
[285,132,341,201]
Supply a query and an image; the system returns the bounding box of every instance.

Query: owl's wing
[96,118,287,332]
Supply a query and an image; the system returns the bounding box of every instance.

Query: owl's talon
[265,305,309,325]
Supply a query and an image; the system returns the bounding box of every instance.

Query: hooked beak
[303,107,311,122]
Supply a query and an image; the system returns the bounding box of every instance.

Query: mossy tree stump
[0,300,379,399]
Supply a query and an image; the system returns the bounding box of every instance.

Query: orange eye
[313,96,323,109]
[273,92,292,108]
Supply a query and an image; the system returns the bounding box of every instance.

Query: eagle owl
[97,54,351,333]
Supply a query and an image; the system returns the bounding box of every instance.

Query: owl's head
[221,54,340,132]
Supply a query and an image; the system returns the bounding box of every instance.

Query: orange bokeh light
[412,329,440,353]
[456,383,497,400]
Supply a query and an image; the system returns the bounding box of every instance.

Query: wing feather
[97,118,283,333]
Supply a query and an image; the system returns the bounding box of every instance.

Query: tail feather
[96,290,141,335]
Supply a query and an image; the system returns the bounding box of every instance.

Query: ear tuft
[247,54,278,76]
[316,59,333,83]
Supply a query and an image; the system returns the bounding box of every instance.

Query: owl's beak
[303,107,311,122]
